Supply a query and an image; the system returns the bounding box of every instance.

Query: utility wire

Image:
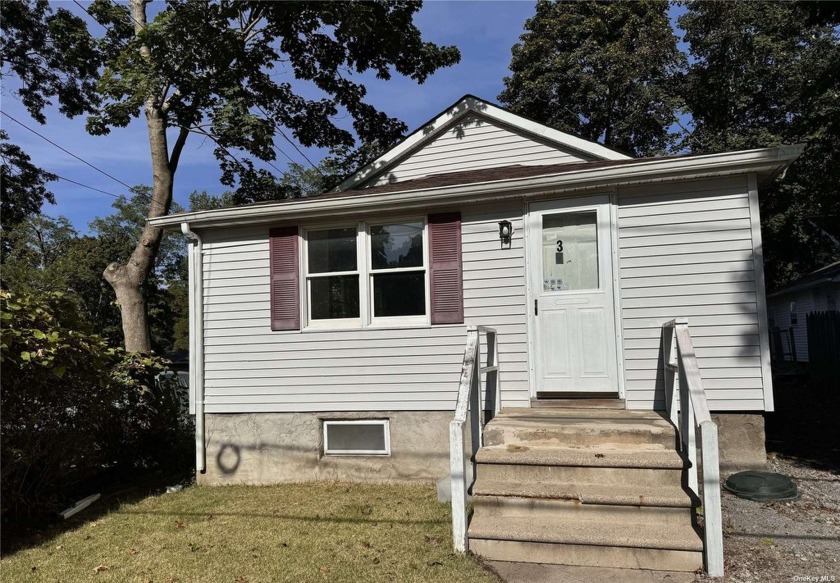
[1,110,134,190]
[1,110,175,212]
[255,104,325,176]
[53,174,123,199]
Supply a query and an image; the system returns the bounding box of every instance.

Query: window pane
[373,272,425,317]
[310,275,359,319]
[370,222,424,270]
[326,423,387,453]
[308,228,357,273]
[542,211,598,292]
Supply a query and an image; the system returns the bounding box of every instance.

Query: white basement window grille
[323,420,391,456]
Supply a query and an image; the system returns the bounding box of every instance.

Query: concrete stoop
[467,407,704,573]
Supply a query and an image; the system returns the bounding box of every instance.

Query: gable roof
[334,95,632,191]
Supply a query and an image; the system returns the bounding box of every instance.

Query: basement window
[323,420,390,456]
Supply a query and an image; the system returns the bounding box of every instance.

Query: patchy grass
[1,482,499,583]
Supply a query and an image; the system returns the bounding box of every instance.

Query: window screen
[323,420,390,455]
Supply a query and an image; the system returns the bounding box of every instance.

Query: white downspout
[181,222,205,474]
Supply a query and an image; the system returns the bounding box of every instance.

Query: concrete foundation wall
[200,411,457,485]
[199,410,766,485]
[712,412,767,474]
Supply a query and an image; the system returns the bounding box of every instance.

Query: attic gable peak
[335,95,631,192]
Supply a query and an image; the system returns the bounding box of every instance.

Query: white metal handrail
[662,318,723,578]
[450,325,500,553]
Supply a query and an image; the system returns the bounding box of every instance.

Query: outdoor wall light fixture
[498,220,513,248]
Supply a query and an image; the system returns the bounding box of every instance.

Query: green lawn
[2,482,500,583]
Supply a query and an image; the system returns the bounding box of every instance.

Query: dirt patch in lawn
[1,482,500,583]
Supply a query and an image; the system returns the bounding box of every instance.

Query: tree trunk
[103,0,189,353]
[105,262,151,352]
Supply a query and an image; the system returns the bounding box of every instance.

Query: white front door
[528,196,619,394]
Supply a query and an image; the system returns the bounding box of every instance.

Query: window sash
[367,219,428,324]
[304,225,362,327]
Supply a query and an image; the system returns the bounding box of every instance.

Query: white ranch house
[151,96,802,576]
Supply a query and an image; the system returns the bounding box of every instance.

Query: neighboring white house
[767,260,840,362]
[150,95,802,485]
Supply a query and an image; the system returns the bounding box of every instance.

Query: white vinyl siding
[364,113,591,187]
[617,176,768,411]
[462,202,530,408]
[199,177,772,414]
[200,203,529,414]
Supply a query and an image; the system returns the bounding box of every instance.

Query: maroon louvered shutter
[428,212,463,324]
[269,226,300,331]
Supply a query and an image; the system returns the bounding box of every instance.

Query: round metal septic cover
[723,470,798,501]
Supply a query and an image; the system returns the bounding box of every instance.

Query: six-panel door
[528,196,619,394]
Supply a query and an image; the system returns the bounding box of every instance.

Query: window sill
[322,452,392,457]
[302,320,445,333]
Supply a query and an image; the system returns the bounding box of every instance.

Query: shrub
[0,290,192,522]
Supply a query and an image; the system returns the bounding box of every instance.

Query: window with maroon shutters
[270,213,463,330]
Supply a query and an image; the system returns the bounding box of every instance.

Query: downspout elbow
[181,222,206,474]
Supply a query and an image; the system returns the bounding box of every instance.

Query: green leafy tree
[0,0,101,230]
[499,0,684,157]
[1,215,77,278]
[61,0,459,352]
[90,186,185,280]
[679,1,840,288]
[0,216,123,339]
[0,0,100,122]
[0,132,58,237]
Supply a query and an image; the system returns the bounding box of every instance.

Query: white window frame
[323,419,391,456]
[302,217,430,330]
[366,217,429,327]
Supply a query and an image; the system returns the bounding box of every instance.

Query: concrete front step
[472,495,693,525]
[485,409,676,449]
[530,398,625,409]
[472,479,695,508]
[467,406,705,571]
[500,408,667,421]
[476,445,686,487]
[470,539,703,573]
[468,514,704,572]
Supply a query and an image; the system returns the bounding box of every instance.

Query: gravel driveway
[697,375,840,583]
[695,455,840,583]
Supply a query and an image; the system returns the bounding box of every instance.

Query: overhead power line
[53,174,123,199]
[1,110,133,190]
[0,110,177,213]
[255,105,325,177]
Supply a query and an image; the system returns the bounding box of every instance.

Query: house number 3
[556,240,564,252]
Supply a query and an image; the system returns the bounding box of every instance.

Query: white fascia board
[335,96,630,192]
[150,145,804,231]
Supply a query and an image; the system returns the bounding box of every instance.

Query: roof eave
[151,145,804,232]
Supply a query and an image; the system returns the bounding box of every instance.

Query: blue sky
[2,1,540,232]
